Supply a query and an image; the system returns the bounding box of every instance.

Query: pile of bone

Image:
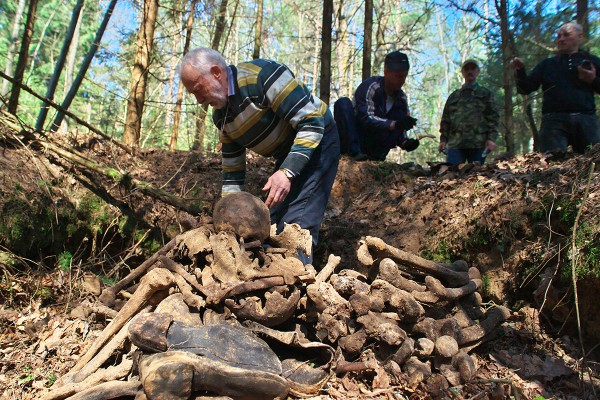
[309,235,511,389]
[41,192,510,400]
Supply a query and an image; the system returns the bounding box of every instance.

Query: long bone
[362,236,470,287]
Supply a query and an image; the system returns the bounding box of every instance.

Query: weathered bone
[158,256,208,298]
[458,306,511,346]
[424,275,481,300]
[364,236,470,287]
[64,381,141,400]
[377,258,426,292]
[369,279,424,322]
[42,359,133,400]
[357,311,407,346]
[330,273,370,297]
[68,316,138,384]
[315,254,341,284]
[67,269,176,379]
[210,276,285,304]
[224,287,301,327]
[99,238,176,307]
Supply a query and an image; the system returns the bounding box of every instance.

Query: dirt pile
[1,134,599,399]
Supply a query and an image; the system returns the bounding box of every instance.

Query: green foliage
[98,274,117,286]
[561,223,600,280]
[77,194,112,234]
[556,197,579,227]
[57,251,73,272]
[464,225,492,248]
[481,272,491,296]
[420,239,453,263]
[370,162,395,180]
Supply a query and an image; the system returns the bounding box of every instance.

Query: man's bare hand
[578,63,597,84]
[484,139,497,152]
[438,141,447,153]
[262,170,291,208]
[510,57,525,70]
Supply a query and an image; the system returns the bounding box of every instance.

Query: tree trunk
[319,0,333,104]
[192,0,229,151]
[498,0,514,155]
[524,96,538,151]
[362,0,373,80]
[35,0,84,132]
[8,0,39,114]
[252,0,264,59]
[170,0,199,152]
[59,1,85,133]
[576,0,588,42]
[50,0,118,133]
[2,0,27,97]
[123,0,159,147]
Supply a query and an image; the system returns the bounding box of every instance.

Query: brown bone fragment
[338,329,367,355]
[377,258,426,292]
[424,275,481,300]
[225,287,301,327]
[64,381,142,400]
[364,236,470,287]
[357,311,407,346]
[315,254,341,284]
[99,238,176,307]
[369,280,424,322]
[458,306,511,346]
[42,359,133,400]
[65,269,176,381]
[330,274,370,297]
[434,335,459,358]
[403,357,432,388]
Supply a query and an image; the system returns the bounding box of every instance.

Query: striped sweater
[212,59,333,195]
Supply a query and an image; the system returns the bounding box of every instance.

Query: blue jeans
[539,113,600,153]
[271,121,341,263]
[446,148,486,165]
[333,97,362,155]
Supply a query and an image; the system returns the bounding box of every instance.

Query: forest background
[1,0,599,165]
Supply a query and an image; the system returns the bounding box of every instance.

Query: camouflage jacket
[440,83,499,149]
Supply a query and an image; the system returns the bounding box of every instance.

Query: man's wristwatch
[279,168,294,180]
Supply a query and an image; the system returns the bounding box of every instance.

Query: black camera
[581,59,593,70]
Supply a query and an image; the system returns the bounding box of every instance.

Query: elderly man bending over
[179,48,340,263]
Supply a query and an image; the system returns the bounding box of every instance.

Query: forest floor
[0,130,599,399]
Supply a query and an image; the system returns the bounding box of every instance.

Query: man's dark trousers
[539,112,600,153]
[271,122,341,263]
[334,97,362,155]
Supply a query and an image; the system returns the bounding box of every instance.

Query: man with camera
[511,22,600,153]
[334,51,419,161]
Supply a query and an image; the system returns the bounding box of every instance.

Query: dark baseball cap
[461,59,479,69]
[385,51,410,71]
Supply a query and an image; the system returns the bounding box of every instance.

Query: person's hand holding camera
[578,59,596,84]
[392,116,417,131]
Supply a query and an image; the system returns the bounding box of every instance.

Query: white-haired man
[180,48,340,263]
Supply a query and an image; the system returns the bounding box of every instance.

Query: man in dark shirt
[333,51,418,161]
[511,22,600,153]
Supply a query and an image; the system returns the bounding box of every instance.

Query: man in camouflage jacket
[439,59,499,165]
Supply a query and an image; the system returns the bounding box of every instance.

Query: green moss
[560,223,600,280]
[420,239,453,263]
